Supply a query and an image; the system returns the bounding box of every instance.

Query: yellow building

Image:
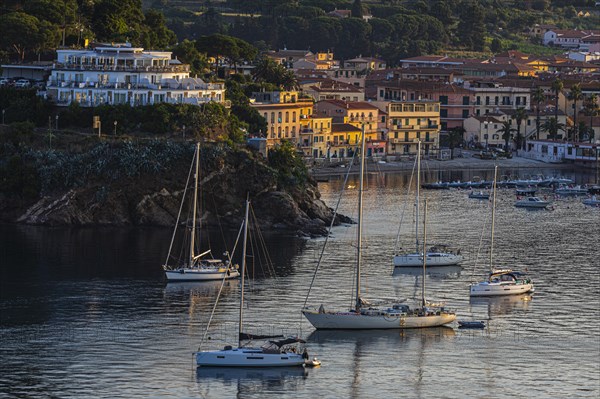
[298,116,333,158]
[250,91,314,149]
[387,101,441,155]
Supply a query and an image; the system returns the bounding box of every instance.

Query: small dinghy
[305,357,321,367]
[458,320,486,329]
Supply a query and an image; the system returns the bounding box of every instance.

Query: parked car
[0,77,11,86]
[14,79,31,88]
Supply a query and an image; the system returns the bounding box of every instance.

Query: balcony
[53,62,191,73]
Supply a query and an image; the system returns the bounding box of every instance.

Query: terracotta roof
[331,123,361,133]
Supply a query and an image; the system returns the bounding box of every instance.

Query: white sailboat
[196,199,307,367]
[163,143,240,282]
[302,132,456,330]
[470,166,534,297]
[394,141,463,267]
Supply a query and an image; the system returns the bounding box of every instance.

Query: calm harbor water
[1,166,599,398]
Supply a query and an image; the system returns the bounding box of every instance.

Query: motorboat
[582,196,600,207]
[470,167,535,297]
[303,137,456,330]
[515,188,536,196]
[163,143,240,282]
[514,196,550,209]
[470,269,534,297]
[468,191,490,200]
[555,185,589,196]
[458,320,485,329]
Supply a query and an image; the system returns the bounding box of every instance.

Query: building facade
[46,43,226,107]
[250,91,314,149]
[386,101,441,155]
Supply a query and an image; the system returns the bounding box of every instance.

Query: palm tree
[514,107,527,154]
[532,87,545,140]
[584,93,598,143]
[541,117,566,140]
[551,78,563,128]
[497,120,516,152]
[568,84,583,142]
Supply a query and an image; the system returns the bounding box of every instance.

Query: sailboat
[470,166,534,297]
[302,132,456,329]
[393,142,463,267]
[196,199,308,367]
[163,143,240,282]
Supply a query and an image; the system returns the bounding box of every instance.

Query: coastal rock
[7,144,346,236]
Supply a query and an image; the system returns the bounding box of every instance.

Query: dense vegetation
[1,0,597,65]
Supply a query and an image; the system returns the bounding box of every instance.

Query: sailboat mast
[238,198,250,348]
[189,143,200,266]
[490,166,498,272]
[355,124,366,311]
[422,198,427,307]
[415,140,421,253]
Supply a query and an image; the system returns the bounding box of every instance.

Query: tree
[583,94,598,143]
[551,78,563,127]
[457,1,485,51]
[490,37,503,53]
[351,0,364,18]
[497,120,516,152]
[92,0,145,44]
[568,84,582,143]
[267,140,308,189]
[541,117,565,140]
[171,39,210,76]
[532,86,545,140]
[252,57,298,89]
[0,12,43,61]
[140,9,177,49]
[446,127,465,160]
[514,107,527,154]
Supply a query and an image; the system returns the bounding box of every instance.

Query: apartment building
[250,91,314,149]
[386,101,441,155]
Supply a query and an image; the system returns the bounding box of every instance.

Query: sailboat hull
[302,309,456,329]
[470,282,534,297]
[196,348,305,367]
[394,253,463,267]
[165,269,240,282]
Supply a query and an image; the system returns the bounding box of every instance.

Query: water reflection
[469,293,534,317]
[392,265,463,279]
[196,366,309,396]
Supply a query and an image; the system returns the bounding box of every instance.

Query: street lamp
[182,124,186,139]
[2,109,5,125]
[484,120,489,150]
[55,114,59,130]
[113,120,118,135]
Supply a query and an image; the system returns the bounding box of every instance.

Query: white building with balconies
[46,43,226,107]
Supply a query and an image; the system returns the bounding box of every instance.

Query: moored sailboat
[196,199,307,367]
[470,166,534,297]
[394,141,463,267]
[163,143,240,282]
[302,131,456,330]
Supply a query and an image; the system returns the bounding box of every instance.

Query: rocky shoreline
[0,141,351,237]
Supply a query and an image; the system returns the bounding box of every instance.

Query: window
[463,96,470,105]
[285,111,289,123]
[440,109,448,118]
[485,96,490,106]
[476,96,481,105]
[462,110,469,118]
[439,95,448,105]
